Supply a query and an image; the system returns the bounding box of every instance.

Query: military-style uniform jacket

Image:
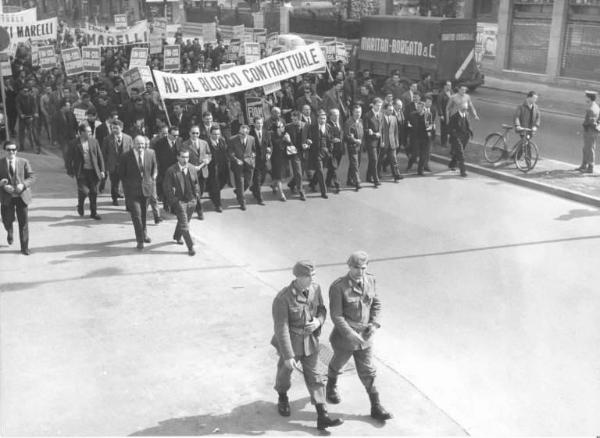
[329,273,381,351]
[271,282,327,360]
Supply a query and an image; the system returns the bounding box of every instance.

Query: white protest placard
[149,18,167,54]
[122,66,154,95]
[73,108,87,124]
[82,46,101,73]
[62,47,84,76]
[252,28,267,44]
[241,31,253,44]
[202,22,217,43]
[0,53,11,77]
[129,47,148,68]
[245,95,264,122]
[114,14,127,29]
[263,81,280,96]
[38,45,56,69]
[226,39,241,62]
[163,45,180,71]
[335,42,348,63]
[243,42,260,64]
[153,43,327,100]
[323,39,337,62]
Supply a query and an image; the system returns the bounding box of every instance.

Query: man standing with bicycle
[514,91,541,135]
[576,91,600,174]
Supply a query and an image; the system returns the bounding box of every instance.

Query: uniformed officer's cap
[293,260,315,277]
[347,251,369,268]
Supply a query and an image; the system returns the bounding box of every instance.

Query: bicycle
[483,124,539,172]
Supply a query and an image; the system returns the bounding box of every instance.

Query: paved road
[2,147,599,435]
[470,87,583,165]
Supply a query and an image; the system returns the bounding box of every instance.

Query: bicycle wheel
[483,133,506,163]
[514,139,539,172]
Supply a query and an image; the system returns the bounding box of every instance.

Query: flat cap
[585,90,597,97]
[347,251,369,268]
[293,260,315,277]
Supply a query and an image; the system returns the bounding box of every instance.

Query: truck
[355,15,484,91]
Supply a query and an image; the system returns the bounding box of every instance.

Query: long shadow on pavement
[130,398,332,436]
[555,208,600,221]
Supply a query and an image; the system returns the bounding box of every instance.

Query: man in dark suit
[206,126,230,213]
[162,149,200,256]
[119,135,158,250]
[285,111,308,201]
[393,99,409,156]
[199,111,218,142]
[437,81,453,148]
[250,116,272,205]
[65,124,105,219]
[408,101,433,176]
[326,109,343,192]
[379,103,403,182]
[101,120,133,206]
[343,105,364,191]
[180,125,211,219]
[364,98,383,187]
[0,141,36,255]
[169,103,191,138]
[152,125,181,212]
[308,111,333,199]
[448,102,473,177]
[228,124,255,210]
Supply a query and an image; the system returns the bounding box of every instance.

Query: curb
[429,153,600,208]
[475,89,581,119]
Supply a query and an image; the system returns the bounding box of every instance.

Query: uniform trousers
[583,130,598,167]
[77,169,99,215]
[275,351,325,405]
[172,199,196,249]
[328,346,377,394]
[1,197,28,250]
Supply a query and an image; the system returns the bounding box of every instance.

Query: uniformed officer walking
[271,261,343,431]
[576,90,600,174]
[326,251,393,422]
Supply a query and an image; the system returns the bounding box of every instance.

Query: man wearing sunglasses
[0,141,36,255]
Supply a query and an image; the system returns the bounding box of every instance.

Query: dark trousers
[109,170,122,201]
[275,350,325,405]
[440,120,450,146]
[172,199,196,249]
[18,117,39,152]
[310,157,328,196]
[77,169,99,215]
[366,147,379,184]
[195,172,206,216]
[415,138,431,172]
[251,162,267,202]
[231,162,254,206]
[450,138,467,172]
[325,154,340,189]
[328,346,377,394]
[126,195,149,244]
[286,157,304,195]
[1,197,28,250]
[346,147,360,187]
[379,147,400,178]
[208,164,227,208]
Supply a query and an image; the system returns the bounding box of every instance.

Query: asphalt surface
[2,148,599,435]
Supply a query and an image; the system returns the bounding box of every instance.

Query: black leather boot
[316,403,343,430]
[277,392,290,417]
[369,392,393,421]
[326,377,341,404]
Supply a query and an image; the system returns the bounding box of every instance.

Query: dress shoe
[258,200,265,206]
[136,242,144,250]
[374,181,381,187]
[117,194,124,199]
[112,199,119,206]
[417,171,425,176]
[240,204,247,210]
[90,214,101,220]
[460,171,468,177]
[143,236,152,243]
[299,193,306,201]
[173,234,184,245]
[321,193,328,199]
[154,217,163,224]
[355,184,361,192]
[279,195,287,202]
[188,248,196,256]
[77,205,84,216]
[424,166,432,172]
[7,230,13,245]
[215,206,223,213]
[334,184,340,194]
[21,248,31,256]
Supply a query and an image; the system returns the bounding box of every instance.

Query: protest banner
[153,43,327,100]
[243,42,261,64]
[0,8,37,27]
[82,46,101,73]
[38,45,56,70]
[163,45,180,71]
[73,108,87,124]
[114,14,127,29]
[263,81,280,96]
[245,95,264,122]
[62,47,84,76]
[80,20,148,46]
[129,47,148,68]
[4,17,58,51]
[122,66,154,95]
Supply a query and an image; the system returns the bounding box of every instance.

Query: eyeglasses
[191,132,200,135]
[6,148,17,152]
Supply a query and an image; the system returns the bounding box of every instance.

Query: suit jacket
[250,126,272,164]
[308,123,332,163]
[364,109,382,149]
[327,120,344,157]
[329,273,381,351]
[152,136,182,178]
[95,122,111,148]
[199,122,219,142]
[393,109,408,147]
[181,138,212,178]
[448,112,473,148]
[408,111,430,142]
[66,137,105,180]
[162,162,200,206]
[228,134,256,168]
[207,137,230,166]
[381,114,399,150]
[0,157,35,205]
[343,117,364,153]
[102,133,133,173]
[118,148,158,199]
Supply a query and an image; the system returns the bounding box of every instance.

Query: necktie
[117,138,122,154]
[307,117,311,125]
[9,160,15,179]
[138,151,143,171]
[302,289,309,299]
[257,132,261,143]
